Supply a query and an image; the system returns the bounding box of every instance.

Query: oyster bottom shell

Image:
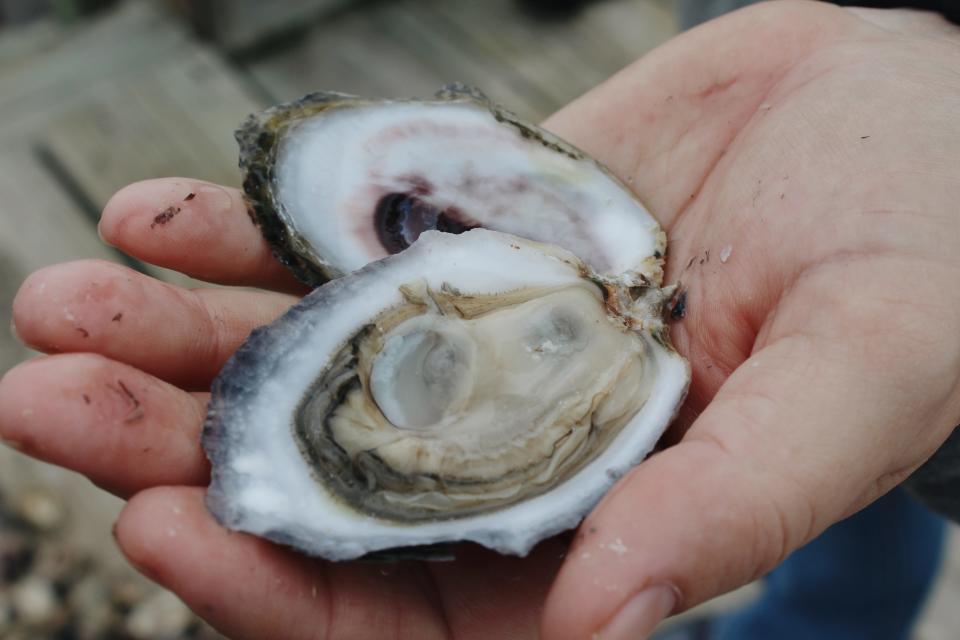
[203,230,689,561]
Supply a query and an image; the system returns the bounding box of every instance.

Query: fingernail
[597,585,677,640]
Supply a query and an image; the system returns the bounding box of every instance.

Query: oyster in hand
[204,230,688,560]
[204,87,689,561]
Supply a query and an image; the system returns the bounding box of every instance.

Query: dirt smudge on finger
[150,206,181,229]
[107,380,144,424]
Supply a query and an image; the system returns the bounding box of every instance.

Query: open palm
[2,2,959,639]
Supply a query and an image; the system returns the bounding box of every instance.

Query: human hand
[2,1,959,639]
[0,175,565,638]
[538,1,960,637]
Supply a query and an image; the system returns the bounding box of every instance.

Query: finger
[542,299,960,639]
[99,178,307,294]
[0,354,208,497]
[115,487,450,640]
[541,1,858,228]
[426,541,562,640]
[12,260,297,389]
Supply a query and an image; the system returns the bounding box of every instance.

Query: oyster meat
[204,87,690,560]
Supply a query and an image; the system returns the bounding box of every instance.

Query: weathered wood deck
[0,1,956,638]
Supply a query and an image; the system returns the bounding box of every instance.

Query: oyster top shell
[237,84,666,286]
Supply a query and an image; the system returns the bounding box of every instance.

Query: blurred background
[0,0,957,638]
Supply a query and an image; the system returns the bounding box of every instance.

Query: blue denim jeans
[712,488,946,640]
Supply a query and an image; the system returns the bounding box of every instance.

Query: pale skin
[2,1,960,638]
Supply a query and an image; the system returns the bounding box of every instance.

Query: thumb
[540,332,958,640]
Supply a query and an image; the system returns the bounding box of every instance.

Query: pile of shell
[0,486,223,640]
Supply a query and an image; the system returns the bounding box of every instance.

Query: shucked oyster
[205,231,687,559]
[204,87,690,560]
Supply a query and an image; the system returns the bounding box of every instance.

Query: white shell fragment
[204,230,689,560]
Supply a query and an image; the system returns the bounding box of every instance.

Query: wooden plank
[0,2,264,293]
[428,0,599,109]
[368,2,548,120]
[37,48,261,207]
[0,0,51,25]
[244,0,546,116]
[572,0,675,72]
[244,0,676,123]
[0,16,61,75]
[429,0,676,116]
[154,47,265,175]
[0,142,117,274]
[245,8,449,103]
[199,0,350,51]
[0,4,188,131]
